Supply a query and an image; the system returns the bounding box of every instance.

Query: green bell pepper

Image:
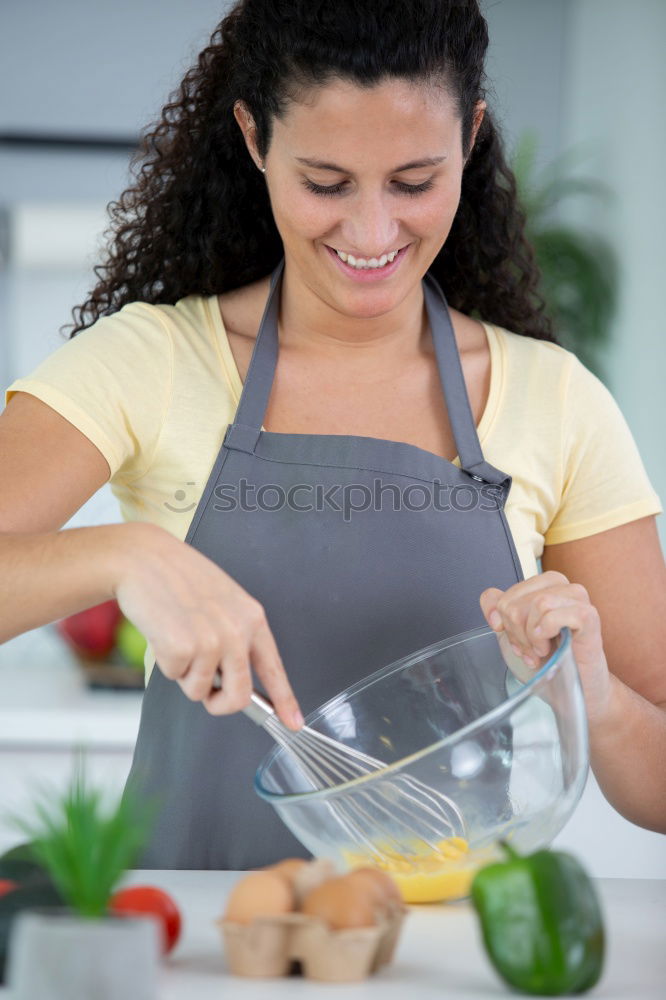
[470,841,605,995]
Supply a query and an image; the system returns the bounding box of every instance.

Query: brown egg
[346,867,402,912]
[301,875,381,929]
[291,858,336,906]
[224,870,294,923]
[267,857,337,907]
[268,858,309,884]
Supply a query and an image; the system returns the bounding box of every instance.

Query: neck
[277,258,429,364]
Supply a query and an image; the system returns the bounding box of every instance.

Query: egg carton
[216,906,407,982]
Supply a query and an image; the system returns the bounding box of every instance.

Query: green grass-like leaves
[5,749,160,918]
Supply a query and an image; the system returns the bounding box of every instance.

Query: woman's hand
[479,570,613,724]
[111,522,304,729]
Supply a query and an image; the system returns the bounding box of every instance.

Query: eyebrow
[294,155,447,172]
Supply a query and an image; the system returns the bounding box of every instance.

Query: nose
[339,189,400,258]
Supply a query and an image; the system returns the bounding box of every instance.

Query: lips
[326,245,405,261]
[324,243,410,282]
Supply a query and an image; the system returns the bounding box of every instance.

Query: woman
[1,0,665,867]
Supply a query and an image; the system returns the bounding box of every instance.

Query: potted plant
[510,129,620,384]
[2,750,162,999]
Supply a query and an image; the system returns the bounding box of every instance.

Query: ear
[233,100,262,169]
[470,99,487,151]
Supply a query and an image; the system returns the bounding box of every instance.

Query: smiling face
[234,76,485,325]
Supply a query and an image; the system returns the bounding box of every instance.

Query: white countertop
[3,869,654,999]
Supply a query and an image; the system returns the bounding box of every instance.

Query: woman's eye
[302,179,434,197]
[302,180,347,197]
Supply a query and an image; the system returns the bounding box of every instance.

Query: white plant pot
[6,907,161,1000]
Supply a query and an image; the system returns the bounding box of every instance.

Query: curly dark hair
[65,0,558,345]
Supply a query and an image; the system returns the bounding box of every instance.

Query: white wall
[0,0,229,200]
[558,0,666,550]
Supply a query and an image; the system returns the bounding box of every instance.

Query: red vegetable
[109,885,182,955]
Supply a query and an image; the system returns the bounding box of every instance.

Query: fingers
[480,572,578,668]
[479,587,505,630]
[151,595,300,724]
[156,628,254,714]
[173,623,228,701]
[250,615,304,731]
[201,648,254,716]
[486,582,609,723]
[525,596,601,652]
[158,600,303,728]
[480,572,568,631]
[116,530,300,723]
[199,616,304,729]
[523,586,586,652]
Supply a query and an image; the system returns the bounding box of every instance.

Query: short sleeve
[4,302,173,483]
[544,355,663,545]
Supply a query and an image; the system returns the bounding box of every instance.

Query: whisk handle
[242,689,276,727]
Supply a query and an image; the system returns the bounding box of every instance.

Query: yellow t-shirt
[5,294,663,684]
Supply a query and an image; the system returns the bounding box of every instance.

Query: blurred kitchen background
[1,0,664,874]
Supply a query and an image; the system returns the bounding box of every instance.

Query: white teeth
[334,248,400,269]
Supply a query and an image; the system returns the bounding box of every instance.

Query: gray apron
[123,257,525,870]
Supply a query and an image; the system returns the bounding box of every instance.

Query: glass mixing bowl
[254,625,588,902]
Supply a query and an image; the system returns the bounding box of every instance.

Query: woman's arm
[0,391,127,637]
[540,516,666,832]
[481,515,666,833]
[0,392,302,727]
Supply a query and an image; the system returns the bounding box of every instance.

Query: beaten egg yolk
[344,837,477,903]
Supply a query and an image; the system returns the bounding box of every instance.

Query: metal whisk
[243,690,468,867]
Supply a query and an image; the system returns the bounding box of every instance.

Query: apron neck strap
[231,255,496,482]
